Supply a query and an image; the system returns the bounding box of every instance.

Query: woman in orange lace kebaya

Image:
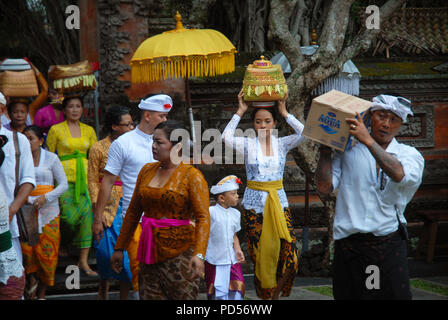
[112,120,210,300]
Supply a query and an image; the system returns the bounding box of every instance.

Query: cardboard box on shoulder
[303,90,372,152]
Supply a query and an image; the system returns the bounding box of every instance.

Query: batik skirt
[138,248,199,300]
[59,183,93,249]
[0,272,25,300]
[332,230,412,300]
[204,261,245,300]
[126,223,142,292]
[242,207,299,300]
[21,216,60,286]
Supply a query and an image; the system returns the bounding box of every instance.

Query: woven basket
[242,56,288,102]
[48,60,97,92]
[0,69,39,97]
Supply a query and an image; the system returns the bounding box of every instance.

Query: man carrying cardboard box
[315,94,424,300]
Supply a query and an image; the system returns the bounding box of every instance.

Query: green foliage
[410,279,448,297]
[304,286,334,297]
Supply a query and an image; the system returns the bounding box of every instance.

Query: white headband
[139,94,173,112]
[210,175,242,195]
[371,94,413,123]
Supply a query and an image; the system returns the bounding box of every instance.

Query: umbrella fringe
[131,53,235,83]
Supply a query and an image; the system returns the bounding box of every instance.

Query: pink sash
[99,177,123,186]
[137,216,190,264]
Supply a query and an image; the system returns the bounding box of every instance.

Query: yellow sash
[246,180,292,289]
[30,185,55,197]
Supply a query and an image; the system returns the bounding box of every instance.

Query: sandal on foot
[79,268,98,277]
[25,282,38,300]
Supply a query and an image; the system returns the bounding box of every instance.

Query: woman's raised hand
[277,92,289,118]
[236,89,249,117]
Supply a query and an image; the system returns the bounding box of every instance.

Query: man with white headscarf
[315,94,424,300]
[0,92,9,127]
[92,94,172,299]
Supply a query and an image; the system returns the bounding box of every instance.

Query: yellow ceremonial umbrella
[130,11,237,139]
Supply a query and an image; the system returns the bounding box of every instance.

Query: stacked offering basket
[242,56,288,103]
[48,60,97,93]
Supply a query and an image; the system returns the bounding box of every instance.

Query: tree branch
[268,0,303,71]
[316,0,355,64]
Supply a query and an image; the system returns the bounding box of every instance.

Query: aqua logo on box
[318,112,340,134]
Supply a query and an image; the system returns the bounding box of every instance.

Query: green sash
[59,150,90,205]
[0,230,12,253]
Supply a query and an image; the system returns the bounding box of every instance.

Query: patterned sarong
[21,217,60,286]
[204,261,245,300]
[332,230,412,300]
[59,182,93,249]
[127,223,142,292]
[93,200,132,283]
[0,272,25,300]
[138,248,199,300]
[242,207,299,300]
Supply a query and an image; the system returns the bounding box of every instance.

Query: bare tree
[0,0,80,75]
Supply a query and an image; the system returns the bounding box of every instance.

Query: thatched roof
[365,8,448,57]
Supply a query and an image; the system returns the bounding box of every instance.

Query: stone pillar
[97,0,149,109]
[79,0,99,63]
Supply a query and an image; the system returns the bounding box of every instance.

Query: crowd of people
[0,69,424,300]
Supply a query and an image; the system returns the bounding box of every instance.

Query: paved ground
[43,256,448,300]
[46,275,448,300]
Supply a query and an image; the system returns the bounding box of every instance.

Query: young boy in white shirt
[205,175,246,300]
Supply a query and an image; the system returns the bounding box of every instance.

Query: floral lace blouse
[222,113,305,214]
[115,162,210,263]
[88,137,122,228]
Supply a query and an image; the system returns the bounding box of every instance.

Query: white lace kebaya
[28,148,68,233]
[222,113,305,214]
[0,188,24,285]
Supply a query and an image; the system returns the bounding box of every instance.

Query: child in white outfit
[205,175,245,300]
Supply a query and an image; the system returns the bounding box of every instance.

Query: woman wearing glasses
[88,106,134,300]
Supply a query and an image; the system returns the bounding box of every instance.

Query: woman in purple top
[33,89,64,134]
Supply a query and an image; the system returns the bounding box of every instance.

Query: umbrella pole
[185,77,196,143]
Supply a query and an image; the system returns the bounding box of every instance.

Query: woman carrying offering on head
[222,90,305,300]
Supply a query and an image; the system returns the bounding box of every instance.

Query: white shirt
[205,204,241,265]
[332,138,424,240]
[222,113,305,214]
[0,126,36,238]
[104,126,155,215]
[0,188,24,285]
[28,149,68,233]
